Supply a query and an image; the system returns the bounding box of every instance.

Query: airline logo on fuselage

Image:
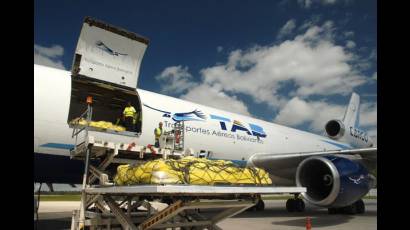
[349,126,369,143]
[95,40,128,56]
[143,104,207,122]
[144,104,267,138]
[210,115,267,138]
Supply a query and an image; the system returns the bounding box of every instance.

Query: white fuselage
[34,64,358,163]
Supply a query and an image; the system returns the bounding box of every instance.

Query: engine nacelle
[325,119,345,140]
[296,156,374,208]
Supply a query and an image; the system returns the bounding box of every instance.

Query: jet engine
[325,119,345,140]
[296,155,374,208]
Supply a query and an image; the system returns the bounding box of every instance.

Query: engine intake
[325,120,345,140]
[296,156,373,208]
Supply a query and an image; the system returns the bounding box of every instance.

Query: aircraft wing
[247,147,377,181]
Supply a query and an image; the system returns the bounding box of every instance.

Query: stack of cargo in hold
[68,17,149,137]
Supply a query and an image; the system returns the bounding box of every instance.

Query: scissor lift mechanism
[70,185,305,230]
[70,105,306,230]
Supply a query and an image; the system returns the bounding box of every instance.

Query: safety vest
[123,106,136,118]
[155,127,162,139]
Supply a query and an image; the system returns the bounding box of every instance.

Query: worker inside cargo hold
[154,122,163,147]
[123,101,138,131]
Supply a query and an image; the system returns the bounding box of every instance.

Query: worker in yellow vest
[123,102,137,131]
[154,122,163,147]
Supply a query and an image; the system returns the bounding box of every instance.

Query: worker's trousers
[124,116,134,131]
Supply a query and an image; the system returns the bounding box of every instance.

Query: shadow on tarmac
[271,215,355,228]
[271,210,376,228]
[35,202,377,229]
[35,217,71,230]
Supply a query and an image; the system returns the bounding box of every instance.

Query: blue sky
[35,0,377,140]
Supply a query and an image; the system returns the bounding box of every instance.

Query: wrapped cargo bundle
[114,156,272,186]
[69,118,126,132]
[69,118,88,126]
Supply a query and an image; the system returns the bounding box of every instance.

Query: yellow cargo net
[70,118,126,132]
[114,156,272,186]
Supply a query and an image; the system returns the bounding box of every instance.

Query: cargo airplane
[34,17,377,215]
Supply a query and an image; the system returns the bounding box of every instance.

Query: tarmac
[35,199,376,230]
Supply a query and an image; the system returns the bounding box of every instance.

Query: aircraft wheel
[294,198,305,212]
[328,207,338,214]
[286,198,295,212]
[343,203,357,215]
[255,199,265,211]
[354,199,365,214]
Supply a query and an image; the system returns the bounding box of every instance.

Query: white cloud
[34,44,66,69]
[156,20,375,137]
[274,97,345,132]
[298,16,322,31]
[323,0,337,4]
[298,0,342,8]
[372,72,377,81]
[156,66,197,94]
[344,31,354,38]
[273,97,315,126]
[369,49,377,61]
[181,84,251,116]
[359,102,377,128]
[298,0,313,8]
[346,40,356,49]
[277,19,297,39]
[359,102,377,145]
[217,46,224,53]
[199,21,366,108]
[274,96,377,136]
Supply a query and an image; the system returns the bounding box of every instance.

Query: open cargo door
[71,17,149,89]
[68,17,148,136]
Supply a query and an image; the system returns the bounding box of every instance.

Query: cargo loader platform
[71,184,306,230]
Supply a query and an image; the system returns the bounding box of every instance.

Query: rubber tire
[328,208,338,214]
[355,199,365,214]
[294,199,305,212]
[286,199,295,212]
[343,203,357,215]
[255,199,265,211]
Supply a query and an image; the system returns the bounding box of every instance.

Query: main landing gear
[328,199,365,215]
[247,195,265,211]
[286,194,305,212]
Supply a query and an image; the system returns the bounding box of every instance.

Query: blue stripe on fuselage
[210,115,231,122]
[40,143,75,150]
